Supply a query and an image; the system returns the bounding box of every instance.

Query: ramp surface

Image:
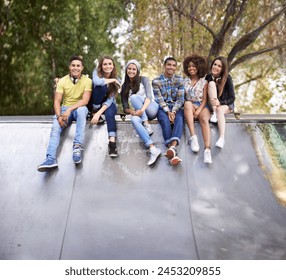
[0,115,286,259]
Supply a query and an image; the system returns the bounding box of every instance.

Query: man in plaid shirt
[152,57,184,165]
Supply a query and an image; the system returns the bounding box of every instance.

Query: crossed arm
[54,90,91,127]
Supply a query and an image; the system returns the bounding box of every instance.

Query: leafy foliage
[0,0,128,115]
[1,0,285,114]
[123,0,286,113]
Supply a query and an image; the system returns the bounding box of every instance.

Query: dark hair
[183,54,207,78]
[164,57,177,65]
[210,56,229,97]
[69,55,83,65]
[121,66,141,101]
[97,55,119,98]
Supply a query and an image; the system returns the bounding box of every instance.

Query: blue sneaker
[37,158,58,172]
[73,144,82,164]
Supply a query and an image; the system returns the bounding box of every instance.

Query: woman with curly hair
[183,54,212,163]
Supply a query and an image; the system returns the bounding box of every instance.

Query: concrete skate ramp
[0,115,286,260]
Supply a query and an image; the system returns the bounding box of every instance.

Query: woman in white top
[183,54,212,163]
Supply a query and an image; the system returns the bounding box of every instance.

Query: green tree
[123,0,286,113]
[0,0,128,115]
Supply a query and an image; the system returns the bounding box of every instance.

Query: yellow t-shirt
[56,74,92,106]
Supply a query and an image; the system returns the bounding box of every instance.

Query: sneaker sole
[37,165,58,172]
[215,144,224,149]
[165,149,176,159]
[204,159,212,164]
[169,157,182,166]
[109,154,118,158]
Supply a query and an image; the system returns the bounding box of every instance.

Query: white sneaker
[215,137,225,149]
[210,113,217,123]
[189,135,200,152]
[143,122,154,135]
[148,146,161,166]
[204,148,212,163]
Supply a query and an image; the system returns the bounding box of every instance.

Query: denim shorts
[193,101,209,109]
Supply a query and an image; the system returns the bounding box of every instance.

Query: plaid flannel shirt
[152,74,184,113]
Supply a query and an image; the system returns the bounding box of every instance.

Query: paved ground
[0,116,286,259]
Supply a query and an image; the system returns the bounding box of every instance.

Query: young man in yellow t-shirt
[37,55,92,172]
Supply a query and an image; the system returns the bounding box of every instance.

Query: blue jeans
[130,94,159,120]
[131,116,152,147]
[104,103,117,137]
[130,95,159,147]
[46,106,88,160]
[93,85,117,137]
[157,107,184,146]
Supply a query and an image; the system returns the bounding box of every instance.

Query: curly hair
[183,54,207,78]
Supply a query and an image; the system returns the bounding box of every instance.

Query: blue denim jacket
[92,69,116,108]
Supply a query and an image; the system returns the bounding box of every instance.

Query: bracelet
[56,114,62,119]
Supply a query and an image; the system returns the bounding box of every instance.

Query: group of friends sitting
[37,54,235,172]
